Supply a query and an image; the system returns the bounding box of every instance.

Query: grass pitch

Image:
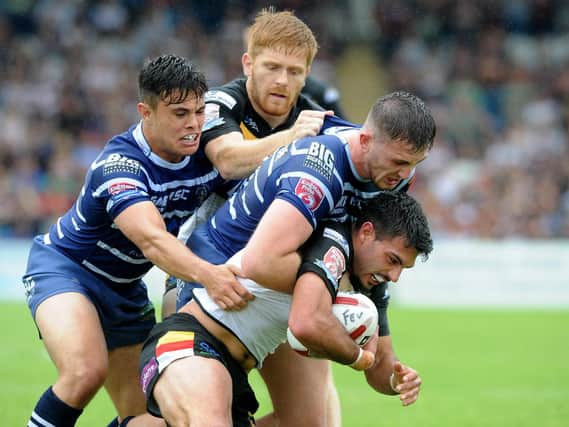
[2,302,568,426]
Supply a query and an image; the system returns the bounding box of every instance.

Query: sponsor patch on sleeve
[109,182,137,195]
[323,227,350,255]
[294,178,324,211]
[323,246,346,280]
[205,90,237,109]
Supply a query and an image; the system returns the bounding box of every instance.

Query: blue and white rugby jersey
[46,122,225,284]
[205,115,415,258]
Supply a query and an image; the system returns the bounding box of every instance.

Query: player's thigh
[106,343,148,417]
[260,343,331,417]
[155,356,233,426]
[35,292,107,376]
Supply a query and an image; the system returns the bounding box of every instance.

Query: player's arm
[288,272,376,371]
[364,336,422,406]
[205,109,332,180]
[114,201,253,310]
[240,199,313,291]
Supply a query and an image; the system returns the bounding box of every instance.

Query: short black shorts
[139,312,258,426]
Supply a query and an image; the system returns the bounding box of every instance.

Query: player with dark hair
[140,191,433,426]
[166,90,435,426]
[21,54,240,427]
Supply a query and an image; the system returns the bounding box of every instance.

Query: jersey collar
[132,121,191,170]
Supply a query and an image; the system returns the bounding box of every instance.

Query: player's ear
[356,221,376,244]
[242,52,253,77]
[137,102,151,120]
[359,130,373,153]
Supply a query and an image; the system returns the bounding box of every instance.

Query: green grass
[2,302,568,426]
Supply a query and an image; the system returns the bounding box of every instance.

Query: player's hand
[289,110,333,141]
[204,264,254,311]
[391,361,422,406]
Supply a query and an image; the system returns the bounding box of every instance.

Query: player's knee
[60,358,108,396]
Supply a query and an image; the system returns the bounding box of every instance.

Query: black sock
[106,417,119,427]
[29,386,83,427]
[119,416,135,426]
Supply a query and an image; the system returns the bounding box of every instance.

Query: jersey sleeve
[368,282,391,336]
[273,138,345,228]
[89,152,151,221]
[297,222,351,301]
[200,88,244,147]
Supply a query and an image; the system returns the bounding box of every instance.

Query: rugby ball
[287,292,378,355]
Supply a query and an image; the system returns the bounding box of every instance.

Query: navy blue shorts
[175,225,230,310]
[23,235,156,350]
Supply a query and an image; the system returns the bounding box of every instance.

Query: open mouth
[182,134,198,143]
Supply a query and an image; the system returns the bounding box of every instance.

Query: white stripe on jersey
[241,189,251,216]
[162,209,197,219]
[56,217,64,239]
[75,186,87,222]
[141,168,220,192]
[96,240,149,264]
[289,141,309,155]
[81,260,148,283]
[253,169,264,204]
[71,216,81,231]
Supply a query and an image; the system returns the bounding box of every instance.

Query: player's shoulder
[205,77,247,111]
[90,125,149,176]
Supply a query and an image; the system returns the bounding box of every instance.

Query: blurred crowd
[1,0,568,238]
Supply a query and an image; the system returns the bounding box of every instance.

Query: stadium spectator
[20,54,243,427]
[0,1,564,239]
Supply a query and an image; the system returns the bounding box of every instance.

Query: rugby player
[161,8,330,317]
[172,90,436,426]
[140,191,433,426]
[21,54,240,427]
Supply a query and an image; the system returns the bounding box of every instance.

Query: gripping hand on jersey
[288,110,333,141]
[203,263,254,310]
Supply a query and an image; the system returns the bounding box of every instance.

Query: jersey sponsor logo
[243,116,259,133]
[304,142,335,181]
[109,182,137,195]
[203,103,226,132]
[140,357,158,395]
[295,178,324,211]
[205,90,237,109]
[323,227,350,254]
[205,103,220,122]
[103,154,141,176]
[22,276,35,302]
[150,185,209,210]
[323,246,346,280]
